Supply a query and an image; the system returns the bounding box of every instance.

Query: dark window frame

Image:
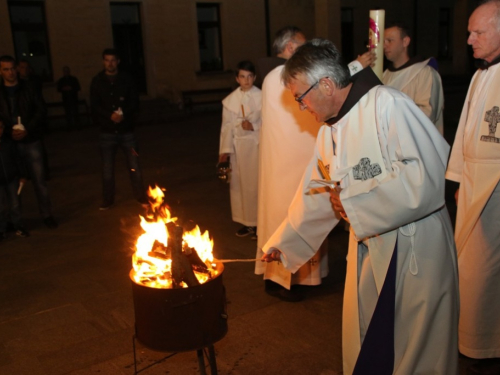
[196,3,224,72]
[8,0,53,82]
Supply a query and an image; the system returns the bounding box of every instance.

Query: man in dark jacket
[90,48,147,210]
[0,55,57,229]
[57,66,81,130]
[0,120,29,239]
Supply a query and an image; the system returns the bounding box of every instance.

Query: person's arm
[348,51,376,75]
[219,106,236,158]
[261,128,341,273]
[122,74,139,120]
[90,76,113,124]
[18,83,46,140]
[341,91,449,241]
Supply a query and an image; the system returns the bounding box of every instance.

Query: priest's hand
[241,120,254,131]
[261,248,282,263]
[330,187,346,217]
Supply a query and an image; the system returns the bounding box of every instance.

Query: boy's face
[235,70,256,92]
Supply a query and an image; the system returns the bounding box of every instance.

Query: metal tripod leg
[197,349,207,375]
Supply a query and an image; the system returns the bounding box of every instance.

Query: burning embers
[131,186,219,289]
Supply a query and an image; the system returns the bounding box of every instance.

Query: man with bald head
[447,1,500,373]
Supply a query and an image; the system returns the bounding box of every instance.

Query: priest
[262,39,458,374]
[446,1,500,373]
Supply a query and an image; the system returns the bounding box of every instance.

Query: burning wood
[171,225,200,287]
[131,185,218,289]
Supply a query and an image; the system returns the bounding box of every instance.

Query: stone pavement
[0,102,473,374]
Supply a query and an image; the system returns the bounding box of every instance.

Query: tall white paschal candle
[368,9,385,80]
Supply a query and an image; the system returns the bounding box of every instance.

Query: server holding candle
[219,61,261,238]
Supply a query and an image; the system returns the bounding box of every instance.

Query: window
[110,2,147,93]
[196,3,223,72]
[8,1,53,81]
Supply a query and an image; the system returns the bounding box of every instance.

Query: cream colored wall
[43,0,114,102]
[1,0,475,105]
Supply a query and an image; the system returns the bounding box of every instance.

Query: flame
[131,185,217,289]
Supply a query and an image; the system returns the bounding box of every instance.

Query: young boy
[0,120,29,240]
[219,61,261,239]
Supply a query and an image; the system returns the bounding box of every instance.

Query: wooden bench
[181,87,233,112]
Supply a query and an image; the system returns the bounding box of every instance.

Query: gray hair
[273,26,303,55]
[281,39,351,89]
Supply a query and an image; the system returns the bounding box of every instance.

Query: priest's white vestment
[255,65,327,288]
[264,84,459,374]
[220,86,261,227]
[446,62,500,359]
[383,59,444,135]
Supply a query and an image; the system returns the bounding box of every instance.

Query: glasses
[295,81,319,106]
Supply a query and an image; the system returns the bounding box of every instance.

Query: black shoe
[43,216,58,229]
[99,202,113,211]
[15,227,30,237]
[235,226,256,237]
[264,280,304,302]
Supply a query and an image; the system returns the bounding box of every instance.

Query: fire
[131,186,218,289]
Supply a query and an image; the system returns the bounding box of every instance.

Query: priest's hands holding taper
[261,248,282,263]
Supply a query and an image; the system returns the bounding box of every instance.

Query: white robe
[446,63,500,359]
[264,86,459,374]
[254,65,328,288]
[383,59,444,135]
[220,86,261,226]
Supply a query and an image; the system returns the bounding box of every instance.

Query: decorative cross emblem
[309,258,318,267]
[481,106,500,143]
[353,157,382,181]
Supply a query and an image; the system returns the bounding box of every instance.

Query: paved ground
[0,80,474,375]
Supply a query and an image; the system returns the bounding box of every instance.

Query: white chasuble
[446,63,500,358]
[220,86,261,226]
[264,85,458,374]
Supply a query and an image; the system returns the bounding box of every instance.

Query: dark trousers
[17,140,52,218]
[0,178,22,231]
[99,132,146,205]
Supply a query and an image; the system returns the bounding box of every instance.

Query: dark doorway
[110,3,147,94]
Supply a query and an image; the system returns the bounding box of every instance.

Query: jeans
[99,132,146,204]
[17,140,52,218]
[0,179,22,231]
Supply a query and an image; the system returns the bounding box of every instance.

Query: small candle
[369,9,385,80]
